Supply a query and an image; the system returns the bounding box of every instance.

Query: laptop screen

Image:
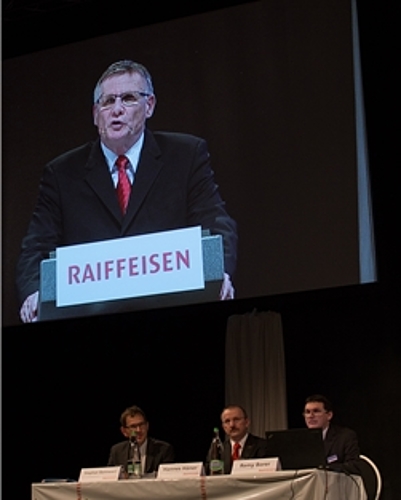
[265,428,327,470]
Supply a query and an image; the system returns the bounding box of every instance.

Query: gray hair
[93,60,154,103]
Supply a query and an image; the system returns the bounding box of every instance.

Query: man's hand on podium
[20,291,39,323]
[220,272,235,300]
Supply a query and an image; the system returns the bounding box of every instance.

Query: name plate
[231,458,281,475]
[157,462,205,479]
[78,466,122,482]
[56,226,204,307]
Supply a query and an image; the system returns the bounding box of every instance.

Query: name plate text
[78,466,122,482]
[157,462,205,479]
[231,458,281,475]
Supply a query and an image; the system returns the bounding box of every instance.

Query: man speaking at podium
[16,59,238,322]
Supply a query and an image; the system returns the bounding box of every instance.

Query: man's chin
[230,432,242,439]
[101,134,134,151]
[105,132,129,142]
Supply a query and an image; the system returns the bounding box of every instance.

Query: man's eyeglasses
[302,409,327,416]
[125,421,147,430]
[97,91,151,109]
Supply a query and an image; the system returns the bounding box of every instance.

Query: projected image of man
[16,60,238,322]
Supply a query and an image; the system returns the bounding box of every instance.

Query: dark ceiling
[2,0,250,59]
[3,0,91,19]
[3,0,99,58]
[3,1,395,62]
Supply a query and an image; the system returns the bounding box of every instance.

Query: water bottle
[127,430,142,479]
[209,427,224,475]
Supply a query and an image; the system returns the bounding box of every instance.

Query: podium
[38,231,224,321]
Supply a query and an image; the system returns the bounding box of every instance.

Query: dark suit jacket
[205,433,270,475]
[16,129,237,305]
[107,436,175,474]
[324,424,361,474]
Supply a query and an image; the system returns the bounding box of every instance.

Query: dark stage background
[2,1,399,499]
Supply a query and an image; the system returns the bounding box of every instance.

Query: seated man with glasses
[108,405,175,476]
[303,394,361,473]
[206,404,270,474]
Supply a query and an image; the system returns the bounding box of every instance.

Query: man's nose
[111,99,125,113]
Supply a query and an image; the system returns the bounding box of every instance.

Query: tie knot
[116,155,129,171]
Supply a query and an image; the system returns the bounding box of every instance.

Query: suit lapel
[84,140,122,224]
[144,438,154,473]
[124,441,130,465]
[121,130,163,233]
[324,425,335,456]
[241,434,255,458]
[224,440,233,474]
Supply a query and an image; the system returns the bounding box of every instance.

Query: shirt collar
[230,433,249,451]
[101,133,144,174]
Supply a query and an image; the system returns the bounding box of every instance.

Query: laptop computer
[265,428,327,470]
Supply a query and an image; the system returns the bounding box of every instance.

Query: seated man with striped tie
[16,59,238,322]
[206,404,270,474]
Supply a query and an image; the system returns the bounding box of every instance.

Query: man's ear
[93,104,99,126]
[121,426,129,438]
[145,95,156,119]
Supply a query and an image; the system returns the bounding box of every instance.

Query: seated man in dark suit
[303,394,361,474]
[206,404,270,474]
[108,405,174,476]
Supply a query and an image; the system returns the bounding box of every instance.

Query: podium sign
[56,226,204,307]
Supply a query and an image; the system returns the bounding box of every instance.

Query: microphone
[127,430,142,478]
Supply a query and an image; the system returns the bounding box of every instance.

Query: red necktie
[232,442,241,461]
[116,155,131,214]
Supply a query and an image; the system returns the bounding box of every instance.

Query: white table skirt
[32,469,367,500]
